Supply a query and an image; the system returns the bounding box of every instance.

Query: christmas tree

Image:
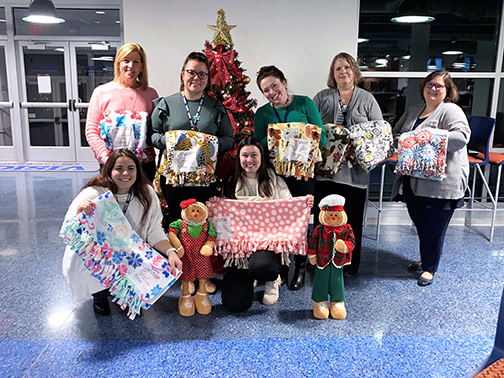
[204,9,257,179]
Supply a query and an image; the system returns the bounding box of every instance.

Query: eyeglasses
[425,82,445,90]
[184,69,209,79]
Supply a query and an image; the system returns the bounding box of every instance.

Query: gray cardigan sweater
[313,87,383,188]
[391,102,471,200]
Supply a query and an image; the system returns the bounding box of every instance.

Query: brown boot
[179,281,195,317]
[194,291,212,314]
[312,301,329,319]
[204,279,216,294]
[178,295,195,317]
[330,302,347,319]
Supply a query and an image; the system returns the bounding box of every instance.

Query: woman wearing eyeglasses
[392,70,470,286]
[149,51,235,226]
[313,52,383,276]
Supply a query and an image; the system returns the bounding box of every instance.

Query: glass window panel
[28,108,68,146]
[75,46,116,147]
[14,8,120,37]
[0,8,6,35]
[362,77,493,127]
[358,1,502,72]
[495,80,504,148]
[0,46,12,146]
[23,47,66,102]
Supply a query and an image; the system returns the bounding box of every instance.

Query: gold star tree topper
[207,9,236,46]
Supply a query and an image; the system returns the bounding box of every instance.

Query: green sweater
[253,95,326,150]
[149,92,235,153]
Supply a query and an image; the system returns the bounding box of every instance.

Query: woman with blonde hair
[86,42,159,181]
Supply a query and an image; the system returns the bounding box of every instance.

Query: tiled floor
[1,171,502,377]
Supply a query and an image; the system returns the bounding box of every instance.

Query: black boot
[289,255,306,291]
[92,289,111,315]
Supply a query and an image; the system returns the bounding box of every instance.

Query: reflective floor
[1,171,503,378]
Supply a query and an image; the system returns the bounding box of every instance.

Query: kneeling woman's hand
[306,195,314,208]
[167,250,183,274]
[76,200,95,215]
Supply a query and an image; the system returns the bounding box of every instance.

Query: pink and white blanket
[207,197,311,267]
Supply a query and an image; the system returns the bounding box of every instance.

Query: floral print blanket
[346,120,395,172]
[394,127,448,181]
[159,130,218,187]
[59,191,180,319]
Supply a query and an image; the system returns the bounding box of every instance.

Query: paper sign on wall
[37,75,52,94]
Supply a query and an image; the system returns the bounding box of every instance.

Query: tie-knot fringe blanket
[60,191,180,319]
[207,196,311,268]
[267,123,322,181]
[394,127,449,181]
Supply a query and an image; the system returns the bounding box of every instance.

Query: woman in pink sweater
[85,42,159,181]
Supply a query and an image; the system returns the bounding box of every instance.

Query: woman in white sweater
[62,149,182,315]
[211,136,313,312]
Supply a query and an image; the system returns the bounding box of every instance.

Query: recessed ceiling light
[96,11,105,15]
[375,58,388,65]
[391,15,435,24]
[442,50,463,55]
[358,38,369,43]
[115,20,120,24]
[92,56,114,61]
[402,55,411,60]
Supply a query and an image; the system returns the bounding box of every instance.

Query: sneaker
[263,276,280,305]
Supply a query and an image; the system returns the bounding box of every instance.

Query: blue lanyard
[114,190,132,215]
[181,92,204,131]
[337,90,349,126]
[273,106,290,123]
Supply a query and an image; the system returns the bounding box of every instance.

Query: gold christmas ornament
[208,9,236,46]
[242,75,250,84]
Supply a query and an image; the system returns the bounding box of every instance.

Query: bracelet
[176,246,183,251]
[166,247,176,254]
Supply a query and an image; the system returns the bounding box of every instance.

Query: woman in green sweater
[149,52,235,226]
[254,65,325,291]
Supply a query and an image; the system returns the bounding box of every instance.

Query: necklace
[119,86,138,112]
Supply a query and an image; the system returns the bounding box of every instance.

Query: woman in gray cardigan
[392,70,470,286]
[313,52,383,276]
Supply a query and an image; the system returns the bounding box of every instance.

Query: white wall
[123,0,360,107]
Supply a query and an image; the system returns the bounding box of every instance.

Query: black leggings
[221,250,282,313]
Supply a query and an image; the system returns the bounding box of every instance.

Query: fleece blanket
[158,130,219,187]
[60,191,180,319]
[394,127,448,181]
[207,196,311,267]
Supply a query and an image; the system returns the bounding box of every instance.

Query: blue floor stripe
[1,335,494,378]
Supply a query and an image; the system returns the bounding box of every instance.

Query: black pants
[160,176,218,226]
[221,250,282,313]
[283,177,314,267]
[402,177,458,274]
[314,180,367,274]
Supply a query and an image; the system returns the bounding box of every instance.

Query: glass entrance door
[18,41,118,162]
[0,42,15,160]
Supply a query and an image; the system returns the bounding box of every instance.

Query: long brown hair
[223,136,275,199]
[83,149,152,224]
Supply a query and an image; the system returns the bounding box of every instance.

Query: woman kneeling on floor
[209,136,313,312]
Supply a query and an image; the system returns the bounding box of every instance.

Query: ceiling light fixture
[22,0,65,24]
[391,0,434,24]
[358,38,369,43]
[442,50,463,55]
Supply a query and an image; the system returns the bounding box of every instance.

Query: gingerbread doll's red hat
[318,194,345,212]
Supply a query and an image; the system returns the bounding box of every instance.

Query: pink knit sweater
[85,81,159,164]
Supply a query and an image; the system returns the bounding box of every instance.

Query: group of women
[63,42,470,316]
